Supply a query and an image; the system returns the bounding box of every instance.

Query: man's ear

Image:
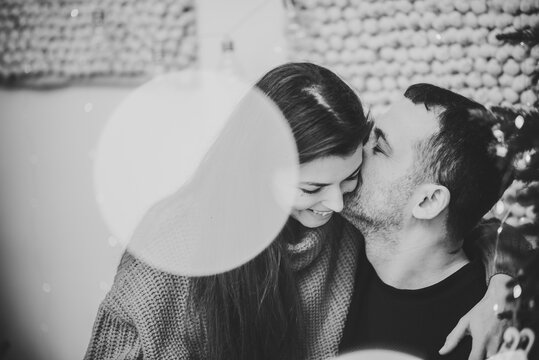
[412,184,450,220]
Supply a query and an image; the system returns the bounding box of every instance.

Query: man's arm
[440,219,532,360]
[439,274,512,359]
[463,218,532,283]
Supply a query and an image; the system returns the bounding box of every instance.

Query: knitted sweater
[84,215,363,360]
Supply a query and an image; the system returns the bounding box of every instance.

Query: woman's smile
[291,145,363,228]
[309,209,333,217]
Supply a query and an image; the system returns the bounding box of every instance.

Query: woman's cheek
[342,179,359,194]
[293,191,319,211]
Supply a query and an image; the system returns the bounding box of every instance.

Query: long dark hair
[192,63,370,360]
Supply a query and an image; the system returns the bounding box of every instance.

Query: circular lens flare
[335,349,423,360]
[94,70,298,276]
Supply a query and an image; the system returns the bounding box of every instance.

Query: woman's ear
[412,185,450,220]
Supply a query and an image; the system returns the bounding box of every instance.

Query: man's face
[344,97,439,233]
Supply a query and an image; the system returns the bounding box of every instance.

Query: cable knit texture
[85,214,363,360]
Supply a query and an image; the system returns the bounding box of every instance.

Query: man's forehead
[375,97,438,145]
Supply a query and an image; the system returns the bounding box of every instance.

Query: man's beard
[344,171,417,238]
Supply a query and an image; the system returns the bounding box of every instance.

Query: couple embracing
[86,63,528,360]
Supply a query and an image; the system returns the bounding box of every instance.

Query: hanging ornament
[515,153,529,171]
[489,327,535,359]
[492,124,509,158]
[514,284,523,299]
[491,247,539,360]
[217,36,245,78]
[494,200,507,216]
[514,150,537,171]
[515,115,525,129]
[524,150,535,165]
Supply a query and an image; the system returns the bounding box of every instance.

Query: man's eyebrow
[374,127,392,152]
[300,164,362,187]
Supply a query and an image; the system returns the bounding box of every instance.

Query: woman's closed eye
[300,187,322,194]
[345,168,361,181]
[343,170,361,192]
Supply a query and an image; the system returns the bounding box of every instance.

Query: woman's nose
[321,186,344,213]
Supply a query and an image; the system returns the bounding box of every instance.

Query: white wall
[198,0,287,81]
[0,1,286,359]
[0,87,130,360]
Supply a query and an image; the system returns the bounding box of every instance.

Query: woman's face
[291,145,363,228]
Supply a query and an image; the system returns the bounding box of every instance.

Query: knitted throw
[84,215,362,360]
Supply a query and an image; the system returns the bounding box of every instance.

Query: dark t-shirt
[339,250,486,360]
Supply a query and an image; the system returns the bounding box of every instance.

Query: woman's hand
[438,274,512,360]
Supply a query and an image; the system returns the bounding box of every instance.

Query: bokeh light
[335,349,423,360]
[94,70,298,276]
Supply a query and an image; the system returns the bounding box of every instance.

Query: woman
[85,63,522,360]
[86,63,371,360]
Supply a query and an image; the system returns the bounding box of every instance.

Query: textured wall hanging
[0,0,197,87]
[287,0,539,116]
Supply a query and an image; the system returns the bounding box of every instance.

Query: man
[340,84,520,359]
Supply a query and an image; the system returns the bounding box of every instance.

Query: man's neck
[364,226,469,290]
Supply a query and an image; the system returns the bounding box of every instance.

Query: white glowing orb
[94,70,298,276]
[335,349,423,360]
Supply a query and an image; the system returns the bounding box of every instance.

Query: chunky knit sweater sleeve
[84,251,206,360]
[85,215,361,360]
[85,301,142,359]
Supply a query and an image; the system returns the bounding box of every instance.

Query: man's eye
[373,144,384,154]
[300,188,321,194]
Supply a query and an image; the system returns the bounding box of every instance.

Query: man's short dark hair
[404,83,501,239]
